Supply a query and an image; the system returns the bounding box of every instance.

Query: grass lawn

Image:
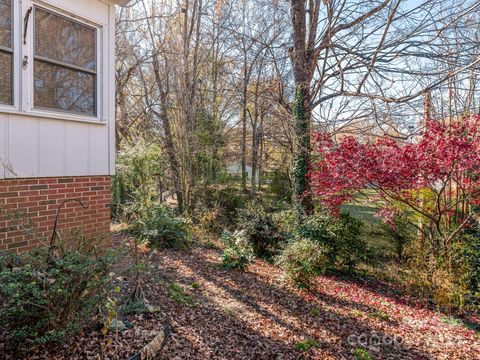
[341,193,397,260]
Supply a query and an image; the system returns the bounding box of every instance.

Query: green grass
[340,189,384,221]
[342,199,397,259]
[341,203,378,223]
[352,309,364,318]
[368,310,390,321]
[353,348,374,360]
[168,282,194,305]
[441,316,480,333]
[295,338,319,351]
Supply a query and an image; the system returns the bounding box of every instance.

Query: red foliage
[309,116,480,218]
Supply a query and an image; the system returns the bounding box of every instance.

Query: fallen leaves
[2,232,480,359]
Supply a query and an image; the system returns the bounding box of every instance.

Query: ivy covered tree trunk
[292,85,313,214]
[289,0,319,216]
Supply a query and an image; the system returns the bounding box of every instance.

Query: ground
[153,243,480,360]
[5,232,480,360]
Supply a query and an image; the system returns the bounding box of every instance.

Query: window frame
[32,5,99,117]
[0,0,18,109]
[0,0,106,124]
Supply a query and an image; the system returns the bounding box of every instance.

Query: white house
[0,0,127,252]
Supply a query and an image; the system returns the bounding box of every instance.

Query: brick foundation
[0,176,111,253]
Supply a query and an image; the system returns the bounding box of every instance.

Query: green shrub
[269,168,292,203]
[113,140,165,220]
[237,207,285,258]
[453,222,480,310]
[0,244,116,350]
[276,238,328,288]
[134,204,190,249]
[380,214,413,261]
[221,230,255,270]
[200,186,247,229]
[272,209,299,237]
[299,212,367,271]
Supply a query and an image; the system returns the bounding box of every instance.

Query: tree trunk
[152,58,185,214]
[289,0,316,215]
[159,95,185,214]
[292,85,313,214]
[258,112,264,190]
[241,66,248,193]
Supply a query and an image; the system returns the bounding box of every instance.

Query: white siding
[0,0,116,179]
[0,114,112,178]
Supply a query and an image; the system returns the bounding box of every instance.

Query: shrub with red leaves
[310,116,480,258]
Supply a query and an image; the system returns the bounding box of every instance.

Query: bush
[299,212,367,271]
[113,140,165,220]
[380,213,413,261]
[269,169,292,203]
[221,230,255,270]
[134,204,190,249]
[272,210,299,237]
[276,238,328,288]
[237,207,285,258]
[0,243,116,350]
[452,222,480,311]
[461,232,480,310]
[199,186,247,229]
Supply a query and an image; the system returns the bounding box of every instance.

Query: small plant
[353,347,374,360]
[441,315,464,327]
[0,242,116,350]
[309,307,320,317]
[237,207,285,258]
[134,204,190,249]
[352,309,364,318]
[221,230,255,270]
[368,310,390,321]
[276,238,328,288]
[295,338,319,351]
[191,282,201,290]
[168,282,194,305]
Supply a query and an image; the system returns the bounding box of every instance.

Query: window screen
[0,0,13,105]
[34,7,97,116]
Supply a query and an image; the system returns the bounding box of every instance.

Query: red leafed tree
[309,116,480,260]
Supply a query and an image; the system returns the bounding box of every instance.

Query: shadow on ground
[142,247,434,360]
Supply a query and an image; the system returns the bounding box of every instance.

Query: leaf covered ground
[150,245,480,360]
[3,233,480,359]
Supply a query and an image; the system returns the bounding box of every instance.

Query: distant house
[0,0,128,252]
[226,164,260,184]
[227,164,252,178]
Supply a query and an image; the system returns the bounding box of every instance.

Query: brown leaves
[4,233,479,359]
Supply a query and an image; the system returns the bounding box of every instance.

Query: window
[0,2,104,121]
[0,0,12,105]
[33,7,97,116]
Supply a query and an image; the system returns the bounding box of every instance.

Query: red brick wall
[0,176,111,253]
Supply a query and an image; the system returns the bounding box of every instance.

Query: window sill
[0,107,107,125]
